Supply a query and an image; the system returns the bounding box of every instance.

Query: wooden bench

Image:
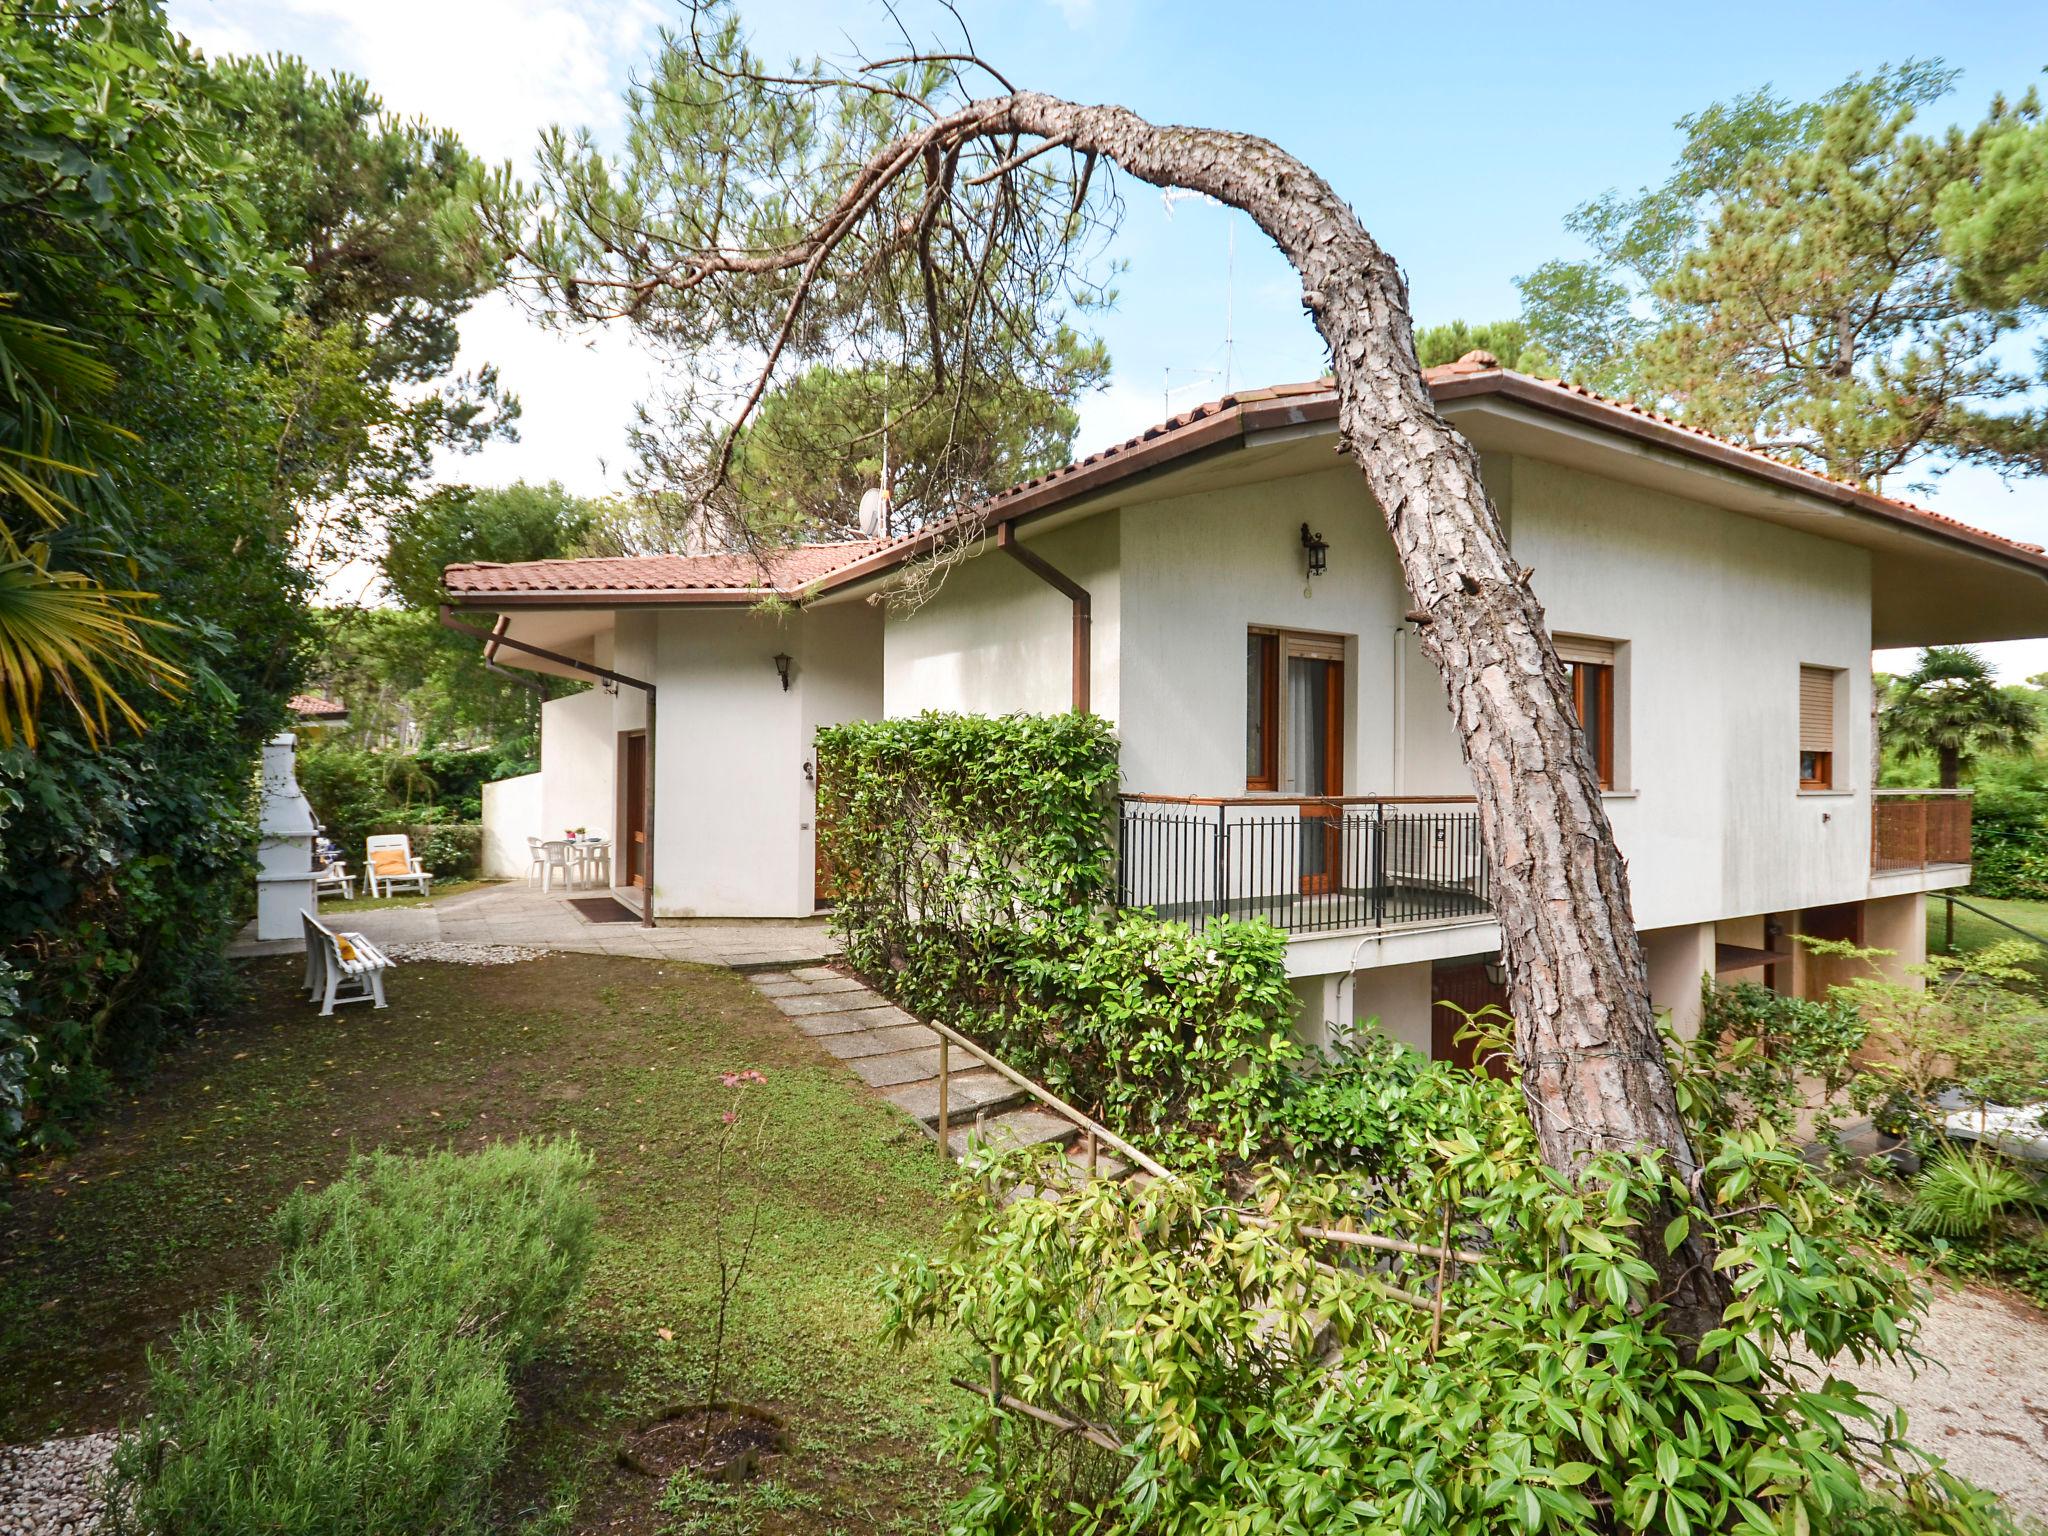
[301,910,394,1015]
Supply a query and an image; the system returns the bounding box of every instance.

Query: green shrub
[109,1140,596,1536]
[1270,1030,1474,1173]
[885,1047,2018,1536]
[412,822,483,880]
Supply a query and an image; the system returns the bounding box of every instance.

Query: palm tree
[1882,646,2037,788]
[0,296,183,747]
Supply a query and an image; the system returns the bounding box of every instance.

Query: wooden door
[1288,645,1345,895]
[1431,959,1511,1077]
[622,732,647,887]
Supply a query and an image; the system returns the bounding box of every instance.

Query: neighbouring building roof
[442,356,2048,606]
[289,693,349,720]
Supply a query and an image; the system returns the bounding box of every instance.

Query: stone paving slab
[791,1012,885,1038]
[948,1108,1078,1158]
[772,991,892,1018]
[848,1046,946,1088]
[816,1024,940,1060]
[880,1071,1029,1127]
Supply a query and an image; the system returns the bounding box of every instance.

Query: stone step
[881,1069,1034,1129]
[814,1023,939,1061]
[945,1107,1080,1159]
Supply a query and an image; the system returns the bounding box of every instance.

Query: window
[1556,636,1616,788]
[1799,665,1837,789]
[1245,628,1344,796]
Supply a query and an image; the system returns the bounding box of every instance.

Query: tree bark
[927,93,1730,1343]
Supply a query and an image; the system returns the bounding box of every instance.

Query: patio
[232,881,839,969]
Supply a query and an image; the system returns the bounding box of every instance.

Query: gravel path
[1828,1284,2048,1524]
[0,1432,116,1536]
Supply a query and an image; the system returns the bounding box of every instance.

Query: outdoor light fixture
[1484,959,1507,987]
[1300,523,1328,577]
[772,652,793,691]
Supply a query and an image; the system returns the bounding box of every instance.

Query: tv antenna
[1160,188,1235,404]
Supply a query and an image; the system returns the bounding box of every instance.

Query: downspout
[996,521,1091,714]
[442,605,659,930]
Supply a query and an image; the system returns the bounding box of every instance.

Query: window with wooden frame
[1556,635,1617,788]
[1799,665,1837,789]
[1245,627,1345,796]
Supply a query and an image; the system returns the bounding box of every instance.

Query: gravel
[382,941,549,965]
[0,1432,117,1536]
[1826,1283,2048,1524]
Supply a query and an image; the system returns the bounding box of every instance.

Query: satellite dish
[857,486,891,539]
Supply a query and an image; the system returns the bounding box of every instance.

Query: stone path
[749,966,1127,1169]
[231,883,838,970]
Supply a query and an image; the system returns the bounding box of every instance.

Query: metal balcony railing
[1872,789,1973,874]
[1116,794,1491,936]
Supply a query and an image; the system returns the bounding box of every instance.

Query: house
[442,352,2048,1056]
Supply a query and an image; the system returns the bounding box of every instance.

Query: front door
[1287,643,1345,894]
[1431,959,1511,1077]
[621,731,647,887]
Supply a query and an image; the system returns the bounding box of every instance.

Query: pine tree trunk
[953,93,1731,1344]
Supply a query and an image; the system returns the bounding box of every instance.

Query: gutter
[996,521,1091,714]
[440,605,659,929]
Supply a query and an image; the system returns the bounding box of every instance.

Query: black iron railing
[1116,795,1492,936]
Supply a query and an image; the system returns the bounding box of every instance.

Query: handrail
[1873,787,1975,798]
[1940,893,2048,955]
[922,1013,1174,1182]
[1119,791,1479,808]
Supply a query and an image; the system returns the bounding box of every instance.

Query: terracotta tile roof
[443,542,881,598]
[443,357,2048,604]
[288,693,348,719]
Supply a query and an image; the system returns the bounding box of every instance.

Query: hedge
[816,712,1299,1164]
[108,1140,596,1536]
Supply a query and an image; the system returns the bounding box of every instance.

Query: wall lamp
[1301,523,1329,578]
[772,652,793,691]
[1483,958,1507,988]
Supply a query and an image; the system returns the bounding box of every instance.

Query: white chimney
[255,731,320,942]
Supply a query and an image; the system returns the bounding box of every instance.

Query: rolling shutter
[1554,635,1615,666]
[1799,666,1836,753]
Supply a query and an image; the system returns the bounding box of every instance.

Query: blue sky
[170,0,2048,670]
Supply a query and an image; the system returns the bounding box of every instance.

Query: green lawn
[1927,891,2048,988]
[315,875,491,914]
[0,953,962,1535]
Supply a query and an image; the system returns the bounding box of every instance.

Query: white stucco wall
[1508,457,1875,931]
[479,771,542,879]
[883,515,1121,722]
[540,687,617,842]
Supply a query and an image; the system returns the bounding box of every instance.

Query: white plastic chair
[525,836,548,887]
[314,860,355,901]
[537,839,574,893]
[579,838,612,887]
[364,834,433,899]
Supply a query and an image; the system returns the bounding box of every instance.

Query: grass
[0,952,963,1534]
[317,876,491,914]
[1926,891,2048,988]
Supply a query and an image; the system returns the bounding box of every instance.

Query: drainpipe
[441,606,659,929]
[996,521,1091,714]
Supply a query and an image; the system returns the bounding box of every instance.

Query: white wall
[1349,960,1433,1055]
[645,602,884,918]
[480,771,542,879]
[884,515,1120,722]
[540,687,617,842]
[1509,457,1875,931]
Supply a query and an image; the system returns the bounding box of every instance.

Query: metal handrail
[1939,893,2048,955]
[1118,790,1478,808]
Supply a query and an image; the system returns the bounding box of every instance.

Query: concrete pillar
[1288,972,1346,1056]
[1642,922,1717,1038]
[1350,960,1435,1055]
[255,732,319,942]
[1863,892,1928,988]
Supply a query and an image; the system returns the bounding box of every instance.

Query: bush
[885,1045,2018,1536]
[109,1140,596,1536]
[412,822,483,880]
[816,713,1299,1168]
[1270,1030,1475,1173]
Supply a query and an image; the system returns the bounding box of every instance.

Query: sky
[169,0,2048,675]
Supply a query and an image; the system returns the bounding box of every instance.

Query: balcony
[1872,789,1973,875]
[1116,794,1491,937]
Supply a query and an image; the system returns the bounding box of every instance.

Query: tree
[1882,645,2037,788]
[382,481,594,609]
[483,4,1727,1346]
[1520,63,2048,489]
[1413,318,1552,374]
[205,54,519,576]
[1939,101,2048,309]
